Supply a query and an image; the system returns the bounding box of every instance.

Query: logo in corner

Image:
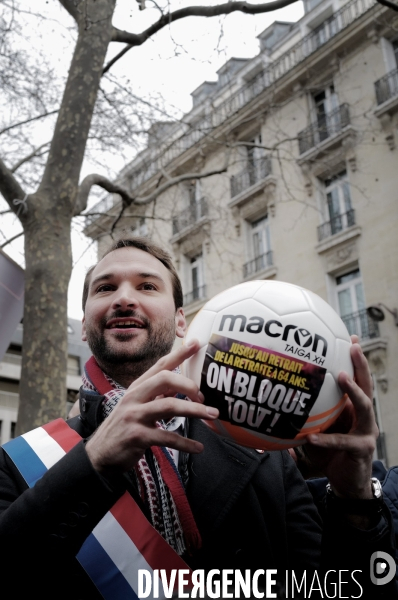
[370,551,396,586]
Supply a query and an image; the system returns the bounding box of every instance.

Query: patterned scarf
[82,356,201,556]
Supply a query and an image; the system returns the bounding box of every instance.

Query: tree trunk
[17,206,72,432]
[16,0,116,434]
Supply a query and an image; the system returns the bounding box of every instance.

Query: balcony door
[249,216,271,273]
[336,270,366,338]
[187,180,202,220]
[190,254,204,301]
[246,133,265,187]
[324,171,352,234]
[313,85,338,142]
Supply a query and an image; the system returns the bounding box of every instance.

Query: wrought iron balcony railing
[230,156,272,198]
[341,309,380,340]
[375,67,398,105]
[172,197,208,236]
[298,104,350,154]
[243,251,273,278]
[317,208,355,241]
[183,285,206,306]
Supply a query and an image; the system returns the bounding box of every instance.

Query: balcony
[243,251,273,279]
[172,197,208,236]
[183,285,206,306]
[375,68,398,106]
[230,157,272,198]
[298,104,350,154]
[317,209,355,242]
[341,309,380,340]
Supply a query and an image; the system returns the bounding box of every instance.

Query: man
[0,238,395,598]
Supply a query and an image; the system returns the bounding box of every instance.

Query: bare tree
[0,0,300,433]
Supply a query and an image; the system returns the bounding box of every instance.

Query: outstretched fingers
[132,339,201,386]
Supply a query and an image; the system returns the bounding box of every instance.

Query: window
[10,422,16,439]
[376,38,398,105]
[318,171,354,240]
[243,216,273,277]
[187,180,205,220]
[246,133,266,187]
[394,39,398,69]
[231,134,271,198]
[335,269,378,340]
[336,269,365,318]
[67,356,81,377]
[251,216,271,259]
[312,85,339,141]
[172,181,208,236]
[382,37,398,72]
[184,253,206,305]
[299,84,349,153]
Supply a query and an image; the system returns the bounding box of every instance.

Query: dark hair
[82,237,183,312]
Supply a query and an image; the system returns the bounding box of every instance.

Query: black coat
[0,389,395,599]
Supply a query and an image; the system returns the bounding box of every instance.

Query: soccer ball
[183,280,353,451]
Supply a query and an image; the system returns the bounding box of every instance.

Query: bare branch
[75,174,137,216]
[0,110,59,137]
[11,141,51,173]
[1,230,24,249]
[134,165,229,205]
[105,0,300,73]
[79,160,230,220]
[375,0,398,10]
[0,157,28,223]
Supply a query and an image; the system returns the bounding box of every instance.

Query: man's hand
[305,335,377,501]
[85,340,218,475]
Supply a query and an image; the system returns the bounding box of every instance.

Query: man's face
[82,247,185,377]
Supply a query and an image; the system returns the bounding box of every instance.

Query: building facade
[0,319,91,444]
[85,0,398,463]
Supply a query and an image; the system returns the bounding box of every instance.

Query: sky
[1,0,305,322]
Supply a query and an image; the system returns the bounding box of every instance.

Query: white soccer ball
[183,280,353,451]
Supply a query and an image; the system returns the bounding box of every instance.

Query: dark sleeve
[0,440,126,558]
[281,450,323,571]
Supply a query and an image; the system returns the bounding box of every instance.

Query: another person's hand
[304,335,377,501]
[86,340,218,474]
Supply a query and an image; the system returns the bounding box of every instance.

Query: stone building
[85,0,398,463]
[0,319,91,444]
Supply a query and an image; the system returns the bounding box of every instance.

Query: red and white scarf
[82,356,201,556]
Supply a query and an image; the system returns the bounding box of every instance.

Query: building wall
[0,320,91,442]
[88,0,398,463]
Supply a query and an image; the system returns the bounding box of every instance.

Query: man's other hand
[305,335,377,501]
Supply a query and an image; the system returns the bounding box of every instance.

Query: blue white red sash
[3,419,192,599]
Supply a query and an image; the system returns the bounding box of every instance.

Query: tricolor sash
[3,419,192,599]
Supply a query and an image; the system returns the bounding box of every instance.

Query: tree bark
[16,0,117,434]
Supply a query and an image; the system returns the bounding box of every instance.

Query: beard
[84,309,177,383]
